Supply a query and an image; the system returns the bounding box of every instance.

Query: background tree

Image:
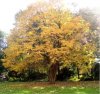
[77,8,100,80]
[77,8,99,31]
[77,8,100,58]
[0,31,7,75]
[3,1,96,82]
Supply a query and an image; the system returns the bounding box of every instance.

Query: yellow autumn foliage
[3,1,96,75]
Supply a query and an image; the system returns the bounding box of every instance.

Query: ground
[0,81,99,94]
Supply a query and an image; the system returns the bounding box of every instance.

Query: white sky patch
[0,0,36,34]
[0,0,100,34]
[64,0,100,12]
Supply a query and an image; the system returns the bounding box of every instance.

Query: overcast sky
[0,0,100,34]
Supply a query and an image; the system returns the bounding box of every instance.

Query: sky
[0,0,100,34]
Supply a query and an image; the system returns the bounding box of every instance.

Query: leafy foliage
[3,1,96,82]
[0,31,6,74]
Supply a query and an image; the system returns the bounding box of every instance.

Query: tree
[78,8,99,31]
[78,8,100,58]
[0,31,7,74]
[3,1,96,82]
[77,8,100,80]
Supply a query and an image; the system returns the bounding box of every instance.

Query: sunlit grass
[0,82,99,94]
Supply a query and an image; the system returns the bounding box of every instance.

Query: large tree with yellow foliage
[3,1,96,82]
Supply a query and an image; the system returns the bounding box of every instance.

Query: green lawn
[0,82,99,94]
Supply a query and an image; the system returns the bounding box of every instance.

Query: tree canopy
[3,1,96,82]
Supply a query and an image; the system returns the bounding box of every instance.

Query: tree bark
[77,68,80,79]
[48,62,59,83]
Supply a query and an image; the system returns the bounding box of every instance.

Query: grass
[0,81,99,94]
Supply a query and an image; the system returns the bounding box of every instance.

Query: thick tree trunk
[48,62,59,83]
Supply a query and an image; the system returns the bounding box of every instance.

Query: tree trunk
[48,62,59,83]
[77,68,80,79]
